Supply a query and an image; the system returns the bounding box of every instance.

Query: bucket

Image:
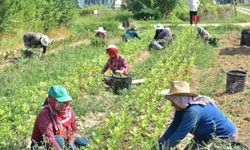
[226,70,247,93]
[151,40,163,50]
[111,74,132,93]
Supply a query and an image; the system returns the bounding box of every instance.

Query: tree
[122,0,179,20]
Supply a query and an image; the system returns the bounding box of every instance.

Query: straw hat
[95,27,106,33]
[160,81,198,96]
[154,24,164,30]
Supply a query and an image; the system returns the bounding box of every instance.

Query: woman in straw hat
[157,81,238,150]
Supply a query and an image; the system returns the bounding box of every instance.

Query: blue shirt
[124,29,140,39]
[159,103,236,148]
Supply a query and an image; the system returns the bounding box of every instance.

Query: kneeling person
[31,85,89,150]
[149,24,173,50]
[101,45,129,87]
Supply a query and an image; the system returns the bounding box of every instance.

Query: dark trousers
[190,11,197,25]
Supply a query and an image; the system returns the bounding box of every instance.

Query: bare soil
[192,31,250,147]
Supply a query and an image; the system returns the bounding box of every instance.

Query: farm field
[190,27,250,148]
[0,25,214,149]
[0,2,250,150]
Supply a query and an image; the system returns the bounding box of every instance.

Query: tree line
[0,0,77,33]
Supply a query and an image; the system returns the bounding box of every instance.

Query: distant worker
[149,24,173,50]
[157,81,238,150]
[95,26,107,45]
[122,24,141,42]
[23,32,49,58]
[31,85,89,150]
[187,0,200,25]
[197,26,218,46]
[101,45,129,86]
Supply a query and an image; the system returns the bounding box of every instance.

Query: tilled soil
[192,31,250,147]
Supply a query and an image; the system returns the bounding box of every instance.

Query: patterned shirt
[31,106,77,150]
[102,55,129,74]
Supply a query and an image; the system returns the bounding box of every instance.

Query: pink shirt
[102,55,129,74]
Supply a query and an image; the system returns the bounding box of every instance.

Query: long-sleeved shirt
[123,29,140,40]
[95,32,107,41]
[154,29,173,41]
[31,106,78,150]
[23,32,44,48]
[187,0,200,11]
[159,103,236,149]
[102,55,129,74]
[198,28,211,41]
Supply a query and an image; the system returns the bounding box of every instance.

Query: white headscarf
[165,95,219,110]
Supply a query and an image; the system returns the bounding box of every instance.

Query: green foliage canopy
[122,0,179,20]
[0,0,77,32]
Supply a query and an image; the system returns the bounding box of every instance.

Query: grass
[218,12,250,23]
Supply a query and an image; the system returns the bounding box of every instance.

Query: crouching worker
[101,45,129,86]
[23,32,49,58]
[94,26,107,46]
[149,24,173,50]
[157,81,238,150]
[31,85,89,150]
[122,24,141,42]
[197,26,218,46]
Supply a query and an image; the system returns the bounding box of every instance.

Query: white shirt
[187,0,200,11]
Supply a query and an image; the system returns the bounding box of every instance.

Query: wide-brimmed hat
[48,85,72,102]
[160,81,198,96]
[95,27,106,33]
[154,24,164,30]
[40,35,49,47]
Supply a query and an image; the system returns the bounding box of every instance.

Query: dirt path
[192,31,250,147]
[237,6,250,15]
[215,32,250,147]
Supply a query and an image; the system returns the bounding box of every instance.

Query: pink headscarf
[165,95,219,110]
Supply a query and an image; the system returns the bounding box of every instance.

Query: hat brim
[95,30,106,33]
[154,25,164,30]
[56,95,72,102]
[160,89,198,97]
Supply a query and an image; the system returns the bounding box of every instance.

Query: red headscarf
[106,47,118,56]
[46,97,73,140]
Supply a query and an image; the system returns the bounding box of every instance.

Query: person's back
[198,27,211,41]
[23,32,43,48]
[125,29,139,39]
[157,28,173,41]
[188,103,236,141]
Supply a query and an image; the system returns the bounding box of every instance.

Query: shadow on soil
[219,46,250,55]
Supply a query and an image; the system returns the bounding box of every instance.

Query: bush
[80,6,97,16]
